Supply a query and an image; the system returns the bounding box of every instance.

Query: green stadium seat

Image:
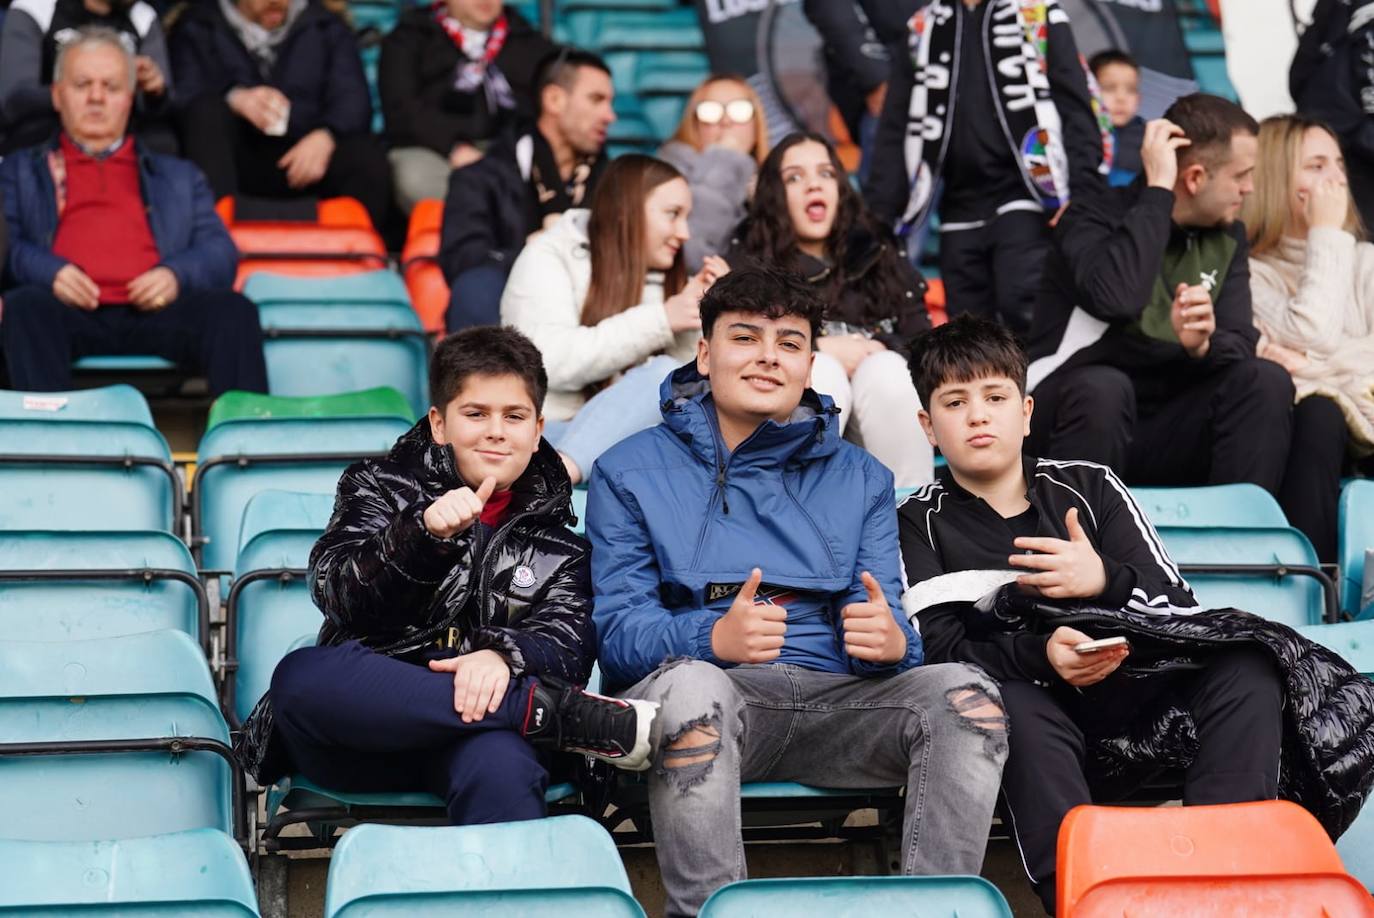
[192,397,411,571]
[1339,480,1374,617]
[0,385,179,532]
[0,530,206,646]
[244,271,430,416]
[0,630,239,842]
[1157,525,1332,627]
[1131,484,1288,528]
[0,829,259,916]
[207,386,415,430]
[323,817,641,917]
[699,876,1012,917]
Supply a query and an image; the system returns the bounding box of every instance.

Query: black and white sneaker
[521,680,657,771]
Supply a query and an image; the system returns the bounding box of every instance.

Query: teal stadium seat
[0,630,238,841]
[1131,484,1289,528]
[234,498,578,847]
[73,354,176,372]
[192,404,411,571]
[0,385,179,532]
[244,271,430,416]
[698,876,1012,917]
[1156,525,1331,627]
[0,530,206,645]
[323,817,644,917]
[1339,480,1374,617]
[1298,620,1374,889]
[0,829,259,916]
[224,490,335,726]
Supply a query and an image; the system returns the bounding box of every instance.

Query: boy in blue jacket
[588,266,1008,918]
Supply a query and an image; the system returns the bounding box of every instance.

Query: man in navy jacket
[588,266,1007,918]
[0,26,266,395]
[169,0,391,231]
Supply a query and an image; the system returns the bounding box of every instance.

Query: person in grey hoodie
[657,74,766,273]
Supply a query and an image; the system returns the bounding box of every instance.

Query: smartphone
[1073,636,1129,655]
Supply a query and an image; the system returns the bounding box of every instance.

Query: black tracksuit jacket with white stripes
[898,456,1197,683]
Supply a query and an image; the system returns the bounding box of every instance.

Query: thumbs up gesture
[841,571,907,664]
[423,476,497,538]
[711,568,788,664]
[1008,507,1108,600]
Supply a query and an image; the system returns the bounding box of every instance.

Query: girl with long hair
[728,131,933,487]
[501,153,726,483]
[1242,114,1374,561]
[658,74,768,272]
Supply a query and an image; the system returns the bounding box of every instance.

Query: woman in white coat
[1243,114,1374,561]
[501,154,726,482]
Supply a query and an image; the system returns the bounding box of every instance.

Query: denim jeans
[620,659,1008,917]
[544,354,681,479]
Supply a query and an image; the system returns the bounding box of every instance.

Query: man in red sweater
[0,25,266,394]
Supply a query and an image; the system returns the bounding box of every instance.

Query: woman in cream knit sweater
[1244,115,1374,561]
[501,154,726,483]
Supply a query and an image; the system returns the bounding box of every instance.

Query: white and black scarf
[899,0,1072,231]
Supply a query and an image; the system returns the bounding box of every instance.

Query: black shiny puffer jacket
[972,585,1374,838]
[235,420,596,782]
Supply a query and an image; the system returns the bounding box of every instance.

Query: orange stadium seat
[1057,801,1374,918]
[401,198,449,335]
[216,196,389,290]
[925,277,948,326]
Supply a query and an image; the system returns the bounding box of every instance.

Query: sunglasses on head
[696,99,755,125]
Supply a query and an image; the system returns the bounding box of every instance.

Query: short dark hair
[1089,49,1137,77]
[535,46,610,112]
[699,265,827,344]
[429,326,548,414]
[1163,93,1260,171]
[908,315,1027,407]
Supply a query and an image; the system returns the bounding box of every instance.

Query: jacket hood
[387,418,575,526]
[658,360,842,468]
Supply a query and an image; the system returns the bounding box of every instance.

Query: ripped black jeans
[619,660,1008,918]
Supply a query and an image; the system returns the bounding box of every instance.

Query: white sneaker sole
[576,694,659,772]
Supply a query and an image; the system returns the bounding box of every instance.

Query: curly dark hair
[699,265,826,344]
[738,131,912,317]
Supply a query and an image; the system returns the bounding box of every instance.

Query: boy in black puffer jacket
[235,326,655,825]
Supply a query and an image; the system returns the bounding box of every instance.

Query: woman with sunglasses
[728,131,933,488]
[658,75,768,273]
[501,154,727,484]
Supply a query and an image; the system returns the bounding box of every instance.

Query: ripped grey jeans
[619,659,1008,917]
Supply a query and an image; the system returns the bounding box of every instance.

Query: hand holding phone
[1073,636,1130,655]
[1047,626,1130,687]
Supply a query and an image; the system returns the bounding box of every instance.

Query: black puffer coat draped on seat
[235,420,595,783]
[970,585,1374,838]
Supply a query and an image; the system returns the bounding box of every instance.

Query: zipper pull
[716,462,730,514]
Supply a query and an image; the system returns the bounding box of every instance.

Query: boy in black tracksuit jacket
[898,316,1283,914]
[1024,93,1295,497]
[864,0,1106,335]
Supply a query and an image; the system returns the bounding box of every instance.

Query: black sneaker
[521,680,657,771]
